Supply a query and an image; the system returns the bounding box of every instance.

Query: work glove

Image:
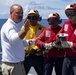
[29,39,35,45]
[44,43,53,50]
[52,41,63,49]
[61,41,73,48]
[26,39,35,45]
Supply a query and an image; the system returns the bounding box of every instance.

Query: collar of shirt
[8,18,18,26]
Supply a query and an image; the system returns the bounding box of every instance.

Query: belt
[2,61,23,64]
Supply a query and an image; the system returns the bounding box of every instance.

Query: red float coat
[59,20,76,59]
[36,26,65,58]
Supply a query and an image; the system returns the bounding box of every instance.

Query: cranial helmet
[47,12,62,25]
[27,10,42,21]
[65,3,76,10]
[28,10,39,15]
[65,3,76,17]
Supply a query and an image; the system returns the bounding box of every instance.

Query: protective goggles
[27,15,39,20]
[47,18,59,23]
[65,10,76,17]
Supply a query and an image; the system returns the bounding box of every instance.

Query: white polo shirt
[1,18,25,63]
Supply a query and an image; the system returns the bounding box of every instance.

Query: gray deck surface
[28,67,56,75]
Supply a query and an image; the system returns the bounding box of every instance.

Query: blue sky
[0,0,76,19]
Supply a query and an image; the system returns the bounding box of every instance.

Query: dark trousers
[62,57,76,75]
[24,55,44,75]
[44,57,64,75]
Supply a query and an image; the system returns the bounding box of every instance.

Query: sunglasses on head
[65,10,76,17]
[27,15,39,20]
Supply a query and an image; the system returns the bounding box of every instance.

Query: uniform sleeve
[36,29,45,48]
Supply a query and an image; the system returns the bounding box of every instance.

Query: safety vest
[21,24,45,55]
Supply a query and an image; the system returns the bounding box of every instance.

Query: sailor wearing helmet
[21,9,45,75]
[59,3,76,75]
[36,12,65,75]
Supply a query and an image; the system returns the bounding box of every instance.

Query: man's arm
[18,19,30,39]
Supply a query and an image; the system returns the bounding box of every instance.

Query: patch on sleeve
[45,30,50,37]
[64,24,68,31]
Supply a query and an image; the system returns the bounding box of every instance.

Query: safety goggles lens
[65,10,75,17]
[47,18,59,23]
[27,15,38,20]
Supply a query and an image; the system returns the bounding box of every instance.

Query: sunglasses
[27,15,39,20]
[65,10,76,17]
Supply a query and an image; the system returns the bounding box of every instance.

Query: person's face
[68,15,76,24]
[10,6,23,23]
[48,18,59,28]
[27,14,38,25]
[51,22,59,28]
[65,10,76,24]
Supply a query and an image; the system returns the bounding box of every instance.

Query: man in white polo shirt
[1,4,30,75]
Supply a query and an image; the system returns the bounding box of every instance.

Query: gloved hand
[52,41,63,48]
[26,39,35,45]
[61,41,73,48]
[29,39,35,45]
[44,43,53,50]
